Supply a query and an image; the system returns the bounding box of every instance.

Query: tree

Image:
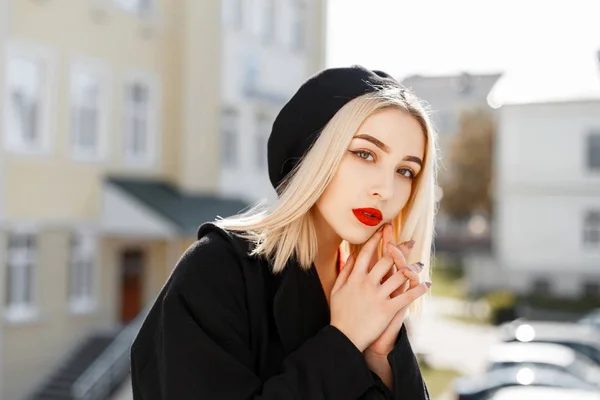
[439,108,495,220]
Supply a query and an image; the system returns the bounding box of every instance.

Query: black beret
[267,65,402,193]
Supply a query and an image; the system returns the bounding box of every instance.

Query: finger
[369,253,395,284]
[380,268,409,298]
[388,263,423,298]
[383,223,393,254]
[389,281,431,311]
[386,242,408,269]
[332,252,355,293]
[396,239,415,259]
[352,229,384,276]
[403,263,423,290]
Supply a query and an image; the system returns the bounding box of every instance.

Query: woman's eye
[398,168,415,179]
[355,150,374,161]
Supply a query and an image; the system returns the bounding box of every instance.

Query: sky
[326,0,600,81]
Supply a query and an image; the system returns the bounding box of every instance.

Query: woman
[131,65,438,399]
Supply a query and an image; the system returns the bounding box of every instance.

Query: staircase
[28,334,116,400]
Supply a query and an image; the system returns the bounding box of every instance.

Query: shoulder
[167,222,258,299]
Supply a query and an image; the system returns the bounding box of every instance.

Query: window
[222,108,239,168]
[262,0,276,42]
[113,0,154,16]
[582,281,600,298]
[123,72,159,165]
[291,0,306,52]
[69,232,97,313]
[587,132,600,170]
[3,44,52,154]
[255,113,271,169]
[70,61,108,161]
[531,278,552,296]
[5,232,37,322]
[224,0,243,30]
[583,211,600,246]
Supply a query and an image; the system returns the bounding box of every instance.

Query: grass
[430,259,467,300]
[421,364,461,399]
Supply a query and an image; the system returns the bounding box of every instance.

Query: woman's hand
[365,223,428,357]
[329,227,431,352]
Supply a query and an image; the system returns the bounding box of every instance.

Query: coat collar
[197,222,332,355]
[269,257,331,354]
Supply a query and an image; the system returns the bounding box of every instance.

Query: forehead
[356,108,426,154]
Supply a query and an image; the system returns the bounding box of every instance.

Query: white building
[218,0,327,204]
[467,52,600,298]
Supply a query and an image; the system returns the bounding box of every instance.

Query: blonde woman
[131,65,437,399]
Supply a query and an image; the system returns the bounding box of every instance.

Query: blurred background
[0,0,598,399]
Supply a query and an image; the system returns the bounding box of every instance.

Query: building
[466,51,600,298]
[400,72,502,246]
[401,72,501,148]
[218,0,327,204]
[0,0,327,398]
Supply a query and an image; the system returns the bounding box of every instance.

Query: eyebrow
[353,134,423,167]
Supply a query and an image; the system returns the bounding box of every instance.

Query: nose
[369,172,395,201]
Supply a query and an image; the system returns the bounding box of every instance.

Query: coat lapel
[270,258,331,354]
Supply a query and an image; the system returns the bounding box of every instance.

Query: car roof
[453,364,597,394]
[488,342,576,367]
[489,386,600,400]
[500,320,600,345]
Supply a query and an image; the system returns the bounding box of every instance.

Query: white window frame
[583,211,600,247]
[5,227,39,324]
[3,41,55,155]
[222,107,239,168]
[255,113,271,170]
[262,0,276,42]
[69,57,111,162]
[587,131,600,171]
[122,70,160,167]
[68,231,98,314]
[291,0,307,52]
[224,0,244,30]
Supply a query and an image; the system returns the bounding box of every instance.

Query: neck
[311,209,343,280]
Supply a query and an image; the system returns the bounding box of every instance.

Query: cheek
[392,183,413,213]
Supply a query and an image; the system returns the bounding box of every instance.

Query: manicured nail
[415,261,424,273]
[424,281,432,288]
[401,240,415,249]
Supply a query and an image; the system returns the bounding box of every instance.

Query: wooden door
[120,249,145,323]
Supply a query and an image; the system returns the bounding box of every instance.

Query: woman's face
[315,108,426,245]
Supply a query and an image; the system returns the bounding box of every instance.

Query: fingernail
[415,261,424,273]
[401,240,415,249]
[424,281,432,288]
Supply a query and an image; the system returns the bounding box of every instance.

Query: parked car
[452,364,598,400]
[579,309,600,330]
[499,320,600,365]
[486,342,600,388]
[487,386,600,400]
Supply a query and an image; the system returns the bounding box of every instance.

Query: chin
[338,225,378,245]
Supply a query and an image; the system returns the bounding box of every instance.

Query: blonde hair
[215,86,439,314]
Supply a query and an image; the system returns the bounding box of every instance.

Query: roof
[490,386,600,400]
[106,177,250,236]
[488,342,575,367]
[488,51,600,107]
[500,320,600,346]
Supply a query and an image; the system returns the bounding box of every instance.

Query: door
[120,248,145,323]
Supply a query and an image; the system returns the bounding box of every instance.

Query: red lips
[352,208,383,227]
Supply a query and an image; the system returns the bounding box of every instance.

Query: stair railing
[72,304,152,400]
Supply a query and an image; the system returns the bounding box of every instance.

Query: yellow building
[0,1,326,399]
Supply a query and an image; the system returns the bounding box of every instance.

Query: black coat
[130,223,430,399]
